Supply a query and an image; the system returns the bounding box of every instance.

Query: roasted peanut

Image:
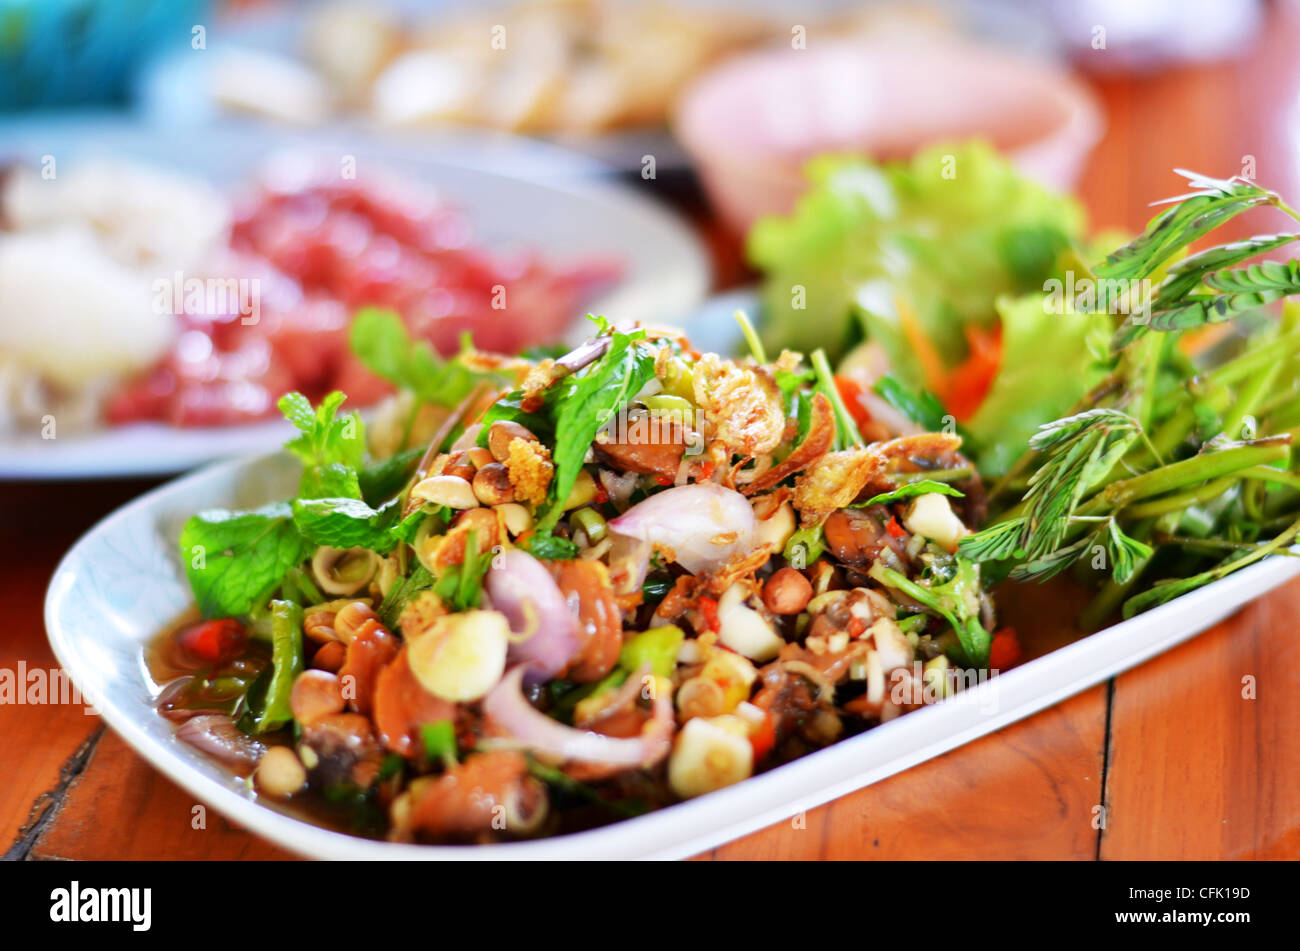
[411,474,479,509]
[488,420,539,462]
[763,567,813,615]
[333,601,380,644]
[494,502,533,536]
[466,446,494,469]
[472,462,515,506]
[256,746,307,798]
[289,669,346,726]
[442,450,477,482]
[303,611,338,644]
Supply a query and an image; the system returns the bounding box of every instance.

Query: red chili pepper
[177,618,248,666]
[749,710,777,761]
[697,596,721,633]
[696,461,715,480]
[833,375,873,432]
[594,484,610,504]
[847,616,866,638]
[655,474,674,486]
[988,627,1022,670]
[885,516,906,539]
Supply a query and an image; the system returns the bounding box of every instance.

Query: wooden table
[6,10,1300,861]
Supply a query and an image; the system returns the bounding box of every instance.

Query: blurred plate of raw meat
[0,116,708,479]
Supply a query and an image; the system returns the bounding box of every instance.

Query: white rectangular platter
[44,452,1300,859]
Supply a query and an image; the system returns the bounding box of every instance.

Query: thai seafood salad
[160,311,1004,843]
[147,159,1300,846]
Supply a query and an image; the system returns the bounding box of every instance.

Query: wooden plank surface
[6,7,1300,862]
[1101,578,1300,860]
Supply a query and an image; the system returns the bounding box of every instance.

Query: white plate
[44,450,1300,860]
[0,116,709,480]
[134,7,696,177]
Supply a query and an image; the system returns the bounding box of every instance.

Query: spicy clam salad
[156,308,996,843]
[153,163,1300,845]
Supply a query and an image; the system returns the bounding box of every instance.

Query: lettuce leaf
[960,294,1103,476]
[747,141,1086,372]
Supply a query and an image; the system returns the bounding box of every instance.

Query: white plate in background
[44,449,1300,859]
[0,117,709,480]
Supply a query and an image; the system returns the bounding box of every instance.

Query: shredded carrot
[885,516,906,538]
[895,295,948,395]
[943,324,1002,421]
[895,294,1003,422]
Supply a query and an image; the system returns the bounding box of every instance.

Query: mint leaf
[538,331,656,532]
[859,480,965,508]
[301,462,363,502]
[349,307,491,408]
[357,447,422,506]
[523,532,579,561]
[291,496,403,554]
[279,390,366,496]
[180,503,310,619]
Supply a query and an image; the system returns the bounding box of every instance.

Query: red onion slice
[483,666,673,768]
[607,483,757,576]
[176,714,265,768]
[485,549,581,680]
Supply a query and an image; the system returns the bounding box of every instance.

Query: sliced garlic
[407,609,509,702]
[668,715,754,799]
[902,493,970,553]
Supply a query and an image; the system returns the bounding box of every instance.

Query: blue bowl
[0,0,209,109]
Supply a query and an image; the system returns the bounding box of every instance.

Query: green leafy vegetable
[1094,171,1273,283]
[960,294,1103,476]
[243,600,303,734]
[349,308,492,409]
[871,558,991,666]
[481,321,656,541]
[749,141,1085,368]
[859,480,964,508]
[357,447,423,507]
[280,391,366,498]
[420,719,458,769]
[540,330,657,532]
[180,503,311,619]
[523,532,580,561]
[290,496,403,554]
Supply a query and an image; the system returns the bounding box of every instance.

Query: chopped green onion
[733,309,768,364]
[571,507,608,544]
[420,720,458,770]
